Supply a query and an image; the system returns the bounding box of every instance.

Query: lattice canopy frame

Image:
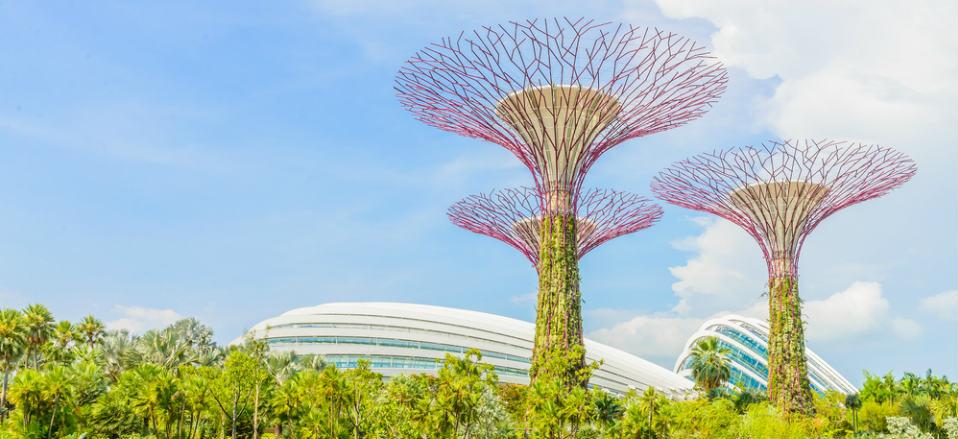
[448,187,663,267]
[397,17,728,213]
[651,139,917,278]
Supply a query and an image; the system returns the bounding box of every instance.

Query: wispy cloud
[509,292,536,305]
[0,105,224,169]
[106,305,183,334]
[0,289,24,306]
[919,290,958,321]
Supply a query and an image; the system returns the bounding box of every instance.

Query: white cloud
[106,305,183,334]
[652,0,958,157]
[919,290,958,321]
[590,281,920,366]
[434,149,525,187]
[588,314,703,363]
[804,281,889,341]
[890,318,924,340]
[668,218,766,314]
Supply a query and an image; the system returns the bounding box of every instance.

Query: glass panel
[318,354,528,377]
[265,336,531,364]
[715,327,769,358]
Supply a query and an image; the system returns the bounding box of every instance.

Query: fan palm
[100,330,138,381]
[22,304,54,369]
[687,336,732,396]
[52,320,76,351]
[592,389,624,433]
[0,309,26,423]
[137,329,194,369]
[76,315,106,349]
[265,351,301,385]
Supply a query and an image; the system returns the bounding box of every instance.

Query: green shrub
[737,402,815,439]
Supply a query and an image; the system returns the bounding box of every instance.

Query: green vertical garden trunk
[529,213,585,385]
[766,275,814,414]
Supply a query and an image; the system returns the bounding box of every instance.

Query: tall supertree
[651,139,916,413]
[448,187,663,267]
[396,18,727,381]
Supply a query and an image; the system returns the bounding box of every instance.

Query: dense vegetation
[0,304,956,438]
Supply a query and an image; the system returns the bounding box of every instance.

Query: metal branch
[448,186,663,266]
[398,18,728,208]
[651,139,916,277]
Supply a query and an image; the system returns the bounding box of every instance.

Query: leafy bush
[1,305,956,439]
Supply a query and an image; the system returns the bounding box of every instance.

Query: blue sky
[1,1,955,384]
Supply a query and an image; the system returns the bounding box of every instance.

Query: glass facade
[714,326,768,358]
[267,334,646,395]
[266,335,529,363]
[678,317,854,395]
[729,366,767,391]
[244,303,699,397]
[268,322,529,351]
[739,322,769,344]
[321,354,528,378]
[718,339,769,378]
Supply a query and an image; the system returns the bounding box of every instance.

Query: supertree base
[767,275,815,415]
[530,214,585,386]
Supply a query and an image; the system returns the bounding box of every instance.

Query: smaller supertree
[449,186,661,381]
[449,187,663,267]
[651,139,916,414]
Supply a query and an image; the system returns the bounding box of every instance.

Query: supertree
[448,187,663,267]
[396,18,727,381]
[448,187,662,380]
[651,139,916,413]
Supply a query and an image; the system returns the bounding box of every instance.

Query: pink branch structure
[396,17,727,211]
[398,17,724,386]
[651,139,916,413]
[650,139,916,278]
[448,187,663,267]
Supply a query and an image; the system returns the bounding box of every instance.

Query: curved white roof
[240,302,693,398]
[674,314,856,394]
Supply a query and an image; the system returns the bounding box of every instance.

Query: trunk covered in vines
[529,213,584,386]
[766,275,814,415]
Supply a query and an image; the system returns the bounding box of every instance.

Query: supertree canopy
[651,139,916,414]
[397,18,726,384]
[448,187,663,267]
[396,18,728,208]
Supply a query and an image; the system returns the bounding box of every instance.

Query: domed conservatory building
[239,302,694,398]
[674,315,856,395]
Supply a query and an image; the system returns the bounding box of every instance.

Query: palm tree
[22,304,54,369]
[591,390,624,434]
[48,320,78,365]
[0,309,26,423]
[76,315,105,349]
[845,393,862,433]
[137,329,193,369]
[99,330,137,381]
[687,336,732,396]
[638,386,664,437]
[901,372,921,397]
[265,351,301,385]
[52,320,75,351]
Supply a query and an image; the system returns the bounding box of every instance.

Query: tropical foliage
[0,304,955,439]
[685,336,732,396]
